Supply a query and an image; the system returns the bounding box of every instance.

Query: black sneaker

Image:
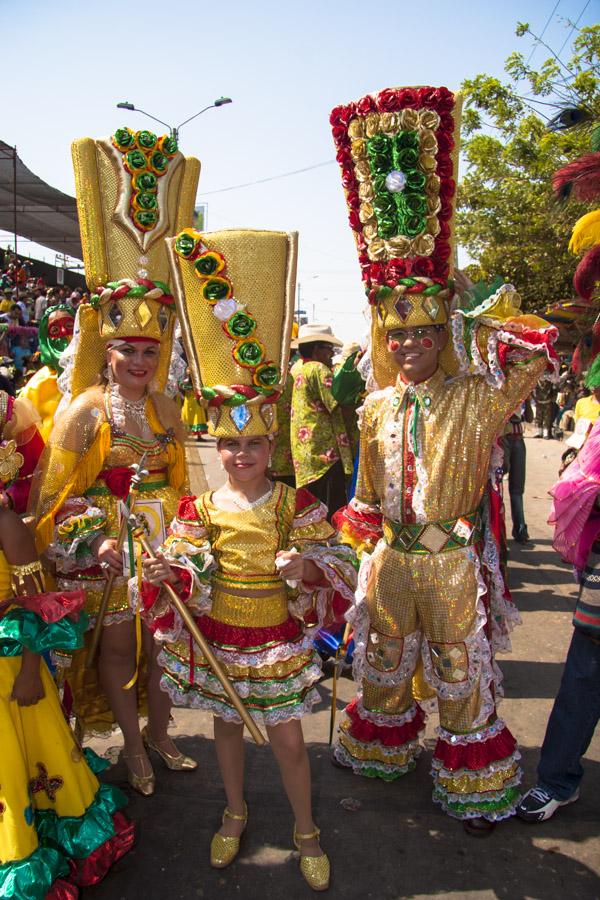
[516,786,580,822]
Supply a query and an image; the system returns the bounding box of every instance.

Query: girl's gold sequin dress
[29,384,187,736]
[143,484,357,725]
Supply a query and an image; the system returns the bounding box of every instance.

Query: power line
[556,0,591,58]
[201,160,336,195]
[527,0,561,63]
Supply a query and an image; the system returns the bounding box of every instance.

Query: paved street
[87,434,600,900]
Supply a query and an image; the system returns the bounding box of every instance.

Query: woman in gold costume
[29,280,197,796]
[29,126,200,795]
[143,226,357,890]
[0,391,134,899]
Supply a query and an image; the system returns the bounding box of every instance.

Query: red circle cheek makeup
[420,337,434,349]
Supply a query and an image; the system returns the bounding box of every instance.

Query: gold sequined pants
[362,542,489,733]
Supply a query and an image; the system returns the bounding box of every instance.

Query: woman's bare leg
[98,619,151,777]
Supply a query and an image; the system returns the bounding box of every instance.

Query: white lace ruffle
[480,485,521,656]
[288,543,357,628]
[162,677,321,726]
[436,716,509,746]
[450,311,470,374]
[292,501,329,528]
[163,648,322,700]
[159,625,316,670]
[333,742,421,776]
[349,496,381,516]
[355,691,424,729]
[169,517,208,540]
[57,574,128,592]
[434,773,522,805]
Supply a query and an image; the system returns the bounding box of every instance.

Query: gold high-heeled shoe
[210,803,248,869]
[122,752,155,797]
[141,726,197,771]
[293,825,330,892]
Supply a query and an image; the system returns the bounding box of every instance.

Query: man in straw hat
[327,85,560,833]
[291,323,353,516]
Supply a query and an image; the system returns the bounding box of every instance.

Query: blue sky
[1,0,596,341]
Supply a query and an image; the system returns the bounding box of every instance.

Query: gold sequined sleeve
[354,395,382,508]
[28,386,110,552]
[481,354,547,434]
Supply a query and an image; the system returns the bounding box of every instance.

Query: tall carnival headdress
[64,127,200,399]
[330,86,462,387]
[167,228,297,437]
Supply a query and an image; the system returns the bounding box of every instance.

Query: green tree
[457,23,600,311]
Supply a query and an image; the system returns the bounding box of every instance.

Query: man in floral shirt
[291,323,353,516]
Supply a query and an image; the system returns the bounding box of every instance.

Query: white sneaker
[516,786,580,822]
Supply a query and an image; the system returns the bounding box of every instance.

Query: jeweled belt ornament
[383,510,482,554]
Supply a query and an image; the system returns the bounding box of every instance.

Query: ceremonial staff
[121,504,266,747]
[85,453,149,668]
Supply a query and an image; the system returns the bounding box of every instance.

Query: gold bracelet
[9,560,46,594]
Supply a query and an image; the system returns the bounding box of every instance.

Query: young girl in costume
[0,392,134,899]
[143,227,357,891]
[28,129,200,795]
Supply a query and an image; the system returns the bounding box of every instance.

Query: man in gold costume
[328,85,559,832]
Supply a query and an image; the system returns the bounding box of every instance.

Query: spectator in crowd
[291,323,353,517]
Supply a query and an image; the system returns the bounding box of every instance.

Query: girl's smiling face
[217,435,271,482]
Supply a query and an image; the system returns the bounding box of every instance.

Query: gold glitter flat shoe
[210,803,248,869]
[293,825,330,892]
[141,726,198,771]
[123,752,155,797]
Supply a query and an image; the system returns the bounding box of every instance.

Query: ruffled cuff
[141,566,212,643]
[0,605,88,656]
[287,542,358,629]
[48,498,107,573]
[332,497,383,556]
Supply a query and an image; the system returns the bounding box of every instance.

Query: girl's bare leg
[266,719,322,857]
[214,716,246,837]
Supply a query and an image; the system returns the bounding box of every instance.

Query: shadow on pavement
[87,738,600,900]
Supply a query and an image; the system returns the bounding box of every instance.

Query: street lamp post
[116,97,232,142]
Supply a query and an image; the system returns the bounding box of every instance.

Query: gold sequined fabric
[357,359,547,521]
[196,483,297,585]
[167,229,298,437]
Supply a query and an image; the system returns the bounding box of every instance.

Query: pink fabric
[549,417,600,569]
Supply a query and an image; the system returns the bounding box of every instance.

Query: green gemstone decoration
[153,280,171,295]
[126,149,147,171]
[151,151,168,172]
[137,192,158,211]
[135,210,158,227]
[194,255,219,276]
[137,130,157,150]
[225,312,256,338]
[201,386,218,400]
[175,233,198,259]
[135,172,158,191]
[235,339,264,367]
[114,127,135,150]
[255,363,280,387]
[203,279,230,301]
[366,130,428,241]
[162,135,178,156]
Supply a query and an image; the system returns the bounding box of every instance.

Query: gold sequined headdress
[66,127,200,398]
[167,228,297,437]
[331,86,462,386]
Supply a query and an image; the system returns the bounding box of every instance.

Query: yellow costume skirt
[0,657,133,898]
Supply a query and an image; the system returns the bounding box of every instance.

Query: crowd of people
[1,84,599,900]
